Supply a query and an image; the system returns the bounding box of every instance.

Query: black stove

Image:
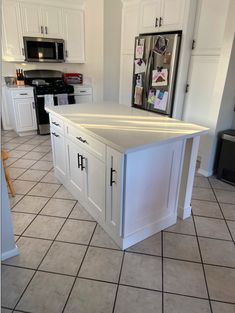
[24,70,75,135]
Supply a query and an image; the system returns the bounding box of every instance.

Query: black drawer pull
[110,168,116,186]
[76,136,88,144]
[81,155,86,171]
[19,93,28,95]
[52,121,60,127]
[77,153,81,169]
[52,132,59,138]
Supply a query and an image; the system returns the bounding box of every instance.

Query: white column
[178,136,200,219]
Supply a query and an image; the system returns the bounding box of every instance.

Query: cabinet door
[139,0,161,33]
[13,97,37,132]
[85,151,106,220]
[193,0,229,55]
[66,140,85,202]
[51,128,67,180]
[42,5,63,38]
[160,0,185,31]
[20,2,43,37]
[106,147,123,236]
[2,0,24,61]
[63,8,85,63]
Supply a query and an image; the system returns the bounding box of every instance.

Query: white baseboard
[1,245,19,261]
[197,168,214,177]
[178,206,192,220]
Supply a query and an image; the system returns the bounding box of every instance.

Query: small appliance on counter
[64,73,83,84]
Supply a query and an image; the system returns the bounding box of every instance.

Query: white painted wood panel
[119,54,134,106]
[51,127,67,181]
[20,2,43,37]
[13,97,37,131]
[42,5,63,38]
[160,0,185,31]
[121,4,139,53]
[139,0,161,33]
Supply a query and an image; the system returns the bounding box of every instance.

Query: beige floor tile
[1,308,12,313]
[12,195,49,214]
[40,171,60,184]
[18,169,48,182]
[28,182,60,197]
[53,185,76,200]
[6,157,18,166]
[127,232,162,256]
[199,237,235,267]
[90,225,120,250]
[11,180,37,195]
[32,145,51,153]
[165,217,196,235]
[192,199,223,219]
[40,198,76,217]
[9,194,24,209]
[3,142,21,150]
[227,221,235,240]
[164,293,211,313]
[8,150,27,158]
[211,301,235,313]
[193,176,211,188]
[163,232,201,262]
[79,247,123,283]
[164,259,208,298]
[22,151,46,160]
[192,187,216,201]
[41,152,53,161]
[1,265,34,308]
[221,203,235,220]
[3,237,51,269]
[14,144,36,152]
[114,285,162,313]
[209,178,235,191]
[69,202,95,221]
[9,167,26,180]
[24,215,65,240]
[214,189,235,204]
[40,242,86,275]
[30,160,53,171]
[12,212,36,235]
[10,159,36,169]
[205,265,235,302]
[194,216,231,240]
[64,278,117,313]
[120,252,162,290]
[16,272,74,313]
[57,219,96,244]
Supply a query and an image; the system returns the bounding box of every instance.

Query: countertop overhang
[46,103,209,153]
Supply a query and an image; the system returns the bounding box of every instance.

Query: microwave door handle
[55,43,58,61]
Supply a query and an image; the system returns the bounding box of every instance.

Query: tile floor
[1,130,235,313]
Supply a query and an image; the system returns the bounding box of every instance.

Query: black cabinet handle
[110,168,116,186]
[155,17,158,27]
[52,132,59,138]
[159,17,163,27]
[81,156,86,171]
[77,153,81,169]
[76,136,88,144]
[52,121,60,127]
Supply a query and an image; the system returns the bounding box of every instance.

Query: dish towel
[44,94,54,107]
[57,93,68,105]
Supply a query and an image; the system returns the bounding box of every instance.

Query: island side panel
[122,140,185,249]
[178,136,200,219]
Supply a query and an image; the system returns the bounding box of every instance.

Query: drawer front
[67,124,105,161]
[74,88,92,95]
[11,89,34,99]
[50,115,64,134]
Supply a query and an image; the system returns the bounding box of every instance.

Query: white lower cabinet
[50,127,67,181]
[13,97,37,132]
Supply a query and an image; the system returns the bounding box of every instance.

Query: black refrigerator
[132,31,181,117]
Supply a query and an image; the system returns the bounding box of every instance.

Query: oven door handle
[36,94,75,98]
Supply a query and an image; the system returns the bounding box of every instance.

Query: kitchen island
[46,103,208,249]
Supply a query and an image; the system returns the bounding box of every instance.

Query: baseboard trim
[178,205,192,220]
[1,245,19,261]
[197,168,213,177]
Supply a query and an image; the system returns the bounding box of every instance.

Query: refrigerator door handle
[155,17,158,27]
[144,49,153,108]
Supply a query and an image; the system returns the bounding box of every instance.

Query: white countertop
[46,103,208,153]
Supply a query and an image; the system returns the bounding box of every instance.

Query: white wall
[2,0,104,102]
[103,0,122,102]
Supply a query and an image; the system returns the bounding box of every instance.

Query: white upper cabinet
[63,8,85,63]
[2,0,24,61]
[20,2,63,38]
[139,0,185,33]
[193,0,229,55]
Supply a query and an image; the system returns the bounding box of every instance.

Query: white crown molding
[17,0,85,9]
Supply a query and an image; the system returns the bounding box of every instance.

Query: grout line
[61,223,98,313]
[191,213,213,313]
[111,250,125,313]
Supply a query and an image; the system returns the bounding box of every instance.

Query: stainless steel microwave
[23,37,65,63]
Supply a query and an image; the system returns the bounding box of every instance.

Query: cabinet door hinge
[192,40,196,50]
[185,84,189,93]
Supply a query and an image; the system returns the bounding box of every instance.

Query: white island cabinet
[46,104,208,249]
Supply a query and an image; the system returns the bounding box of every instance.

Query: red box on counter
[63,73,83,84]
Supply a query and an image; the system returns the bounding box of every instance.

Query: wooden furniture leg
[2,150,16,197]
